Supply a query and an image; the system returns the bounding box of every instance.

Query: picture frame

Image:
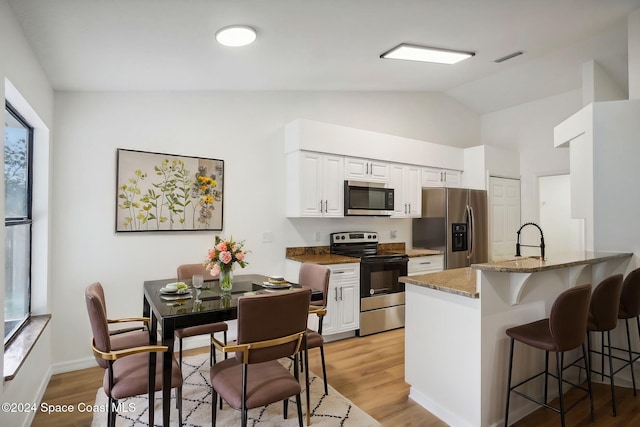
[115,148,224,232]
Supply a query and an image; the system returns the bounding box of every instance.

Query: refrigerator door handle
[468,205,475,260]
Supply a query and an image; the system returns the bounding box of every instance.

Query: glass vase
[219,268,233,292]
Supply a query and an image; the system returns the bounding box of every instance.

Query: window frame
[4,101,34,345]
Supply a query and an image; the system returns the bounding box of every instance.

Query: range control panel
[330,231,378,244]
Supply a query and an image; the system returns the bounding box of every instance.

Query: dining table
[142,273,322,427]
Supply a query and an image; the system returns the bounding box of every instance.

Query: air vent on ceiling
[494,51,524,63]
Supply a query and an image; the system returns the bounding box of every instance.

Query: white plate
[160,282,189,294]
[261,282,292,289]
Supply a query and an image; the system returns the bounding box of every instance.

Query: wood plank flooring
[31,328,640,426]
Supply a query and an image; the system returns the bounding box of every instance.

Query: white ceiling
[7,0,640,114]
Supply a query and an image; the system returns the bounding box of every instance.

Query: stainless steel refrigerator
[412,188,488,269]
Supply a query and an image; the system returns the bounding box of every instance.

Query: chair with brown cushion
[175,263,228,367]
[299,262,331,395]
[88,282,152,369]
[616,268,640,394]
[584,274,623,416]
[209,289,311,427]
[504,284,593,427]
[85,284,183,427]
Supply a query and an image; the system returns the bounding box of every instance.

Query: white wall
[480,90,582,244]
[0,1,54,426]
[629,8,640,99]
[51,90,481,368]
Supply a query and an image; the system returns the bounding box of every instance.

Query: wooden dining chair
[85,284,183,427]
[299,262,331,395]
[175,263,228,367]
[87,282,152,369]
[209,289,312,427]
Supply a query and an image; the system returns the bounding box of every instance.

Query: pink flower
[219,251,232,264]
[236,252,245,261]
[216,241,227,251]
[211,263,220,276]
[208,248,216,259]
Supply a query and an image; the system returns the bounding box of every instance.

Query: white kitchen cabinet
[286,151,344,217]
[344,157,390,183]
[407,255,444,275]
[422,167,461,187]
[323,263,360,335]
[390,163,422,218]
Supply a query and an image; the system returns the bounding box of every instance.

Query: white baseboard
[408,386,476,427]
[23,365,53,427]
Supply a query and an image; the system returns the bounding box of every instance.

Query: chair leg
[179,337,183,367]
[108,397,116,427]
[504,338,515,427]
[582,343,594,421]
[223,330,228,360]
[320,344,328,395]
[210,334,215,366]
[283,399,289,419]
[177,386,183,426]
[212,389,218,425]
[557,352,566,427]
[544,350,549,404]
[606,331,617,416]
[296,393,303,427]
[626,319,637,395]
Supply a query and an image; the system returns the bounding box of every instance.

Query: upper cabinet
[286,151,344,217]
[390,164,421,218]
[344,157,389,183]
[421,167,461,188]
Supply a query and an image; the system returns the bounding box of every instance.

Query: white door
[489,177,521,261]
[539,174,584,256]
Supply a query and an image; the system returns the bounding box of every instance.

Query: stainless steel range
[330,231,408,336]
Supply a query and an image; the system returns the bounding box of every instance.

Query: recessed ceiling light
[380,43,474,65]
[215,25,257,47]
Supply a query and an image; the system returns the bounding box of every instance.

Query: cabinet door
[405,165,422,217]
[368,160,390,183]
[322,283,339,335]
[390,164,407,217]
[421,167,444,187]
[298,152,324,216]
[408,255,444,275]
[337,282,359,332]
[443,170,461,187]
[322,155,344,217]
[344,157,369,180]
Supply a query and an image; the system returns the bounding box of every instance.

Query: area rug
[91,352,381,426]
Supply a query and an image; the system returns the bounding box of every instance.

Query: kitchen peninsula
[400,251,633,427]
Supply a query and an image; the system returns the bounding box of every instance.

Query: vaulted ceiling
[8,0,640,113]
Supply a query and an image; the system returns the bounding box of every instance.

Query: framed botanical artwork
[116,149,224,232]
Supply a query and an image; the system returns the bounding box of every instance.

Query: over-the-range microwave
[344,180,394,216]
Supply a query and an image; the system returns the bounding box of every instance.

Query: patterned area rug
[91,352,381,426]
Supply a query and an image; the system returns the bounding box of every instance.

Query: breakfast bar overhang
[400,252,633,427]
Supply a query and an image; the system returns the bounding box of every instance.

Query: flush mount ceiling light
[380,43,474,65]
[215,25,257,47]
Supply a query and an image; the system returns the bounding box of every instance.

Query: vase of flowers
[205,235,248,292]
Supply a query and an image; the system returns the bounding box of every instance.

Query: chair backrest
[177,263,211,280]
[299,263,330,307]
[549,284,592,352]
[590,274,623,330]
[620,268,640,318]
[236,289,311,364]
[85,283,112,367]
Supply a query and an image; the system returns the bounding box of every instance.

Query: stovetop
[330,231,408,260]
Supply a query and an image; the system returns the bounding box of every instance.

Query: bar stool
[504,284,593,427]
[616,267,640,394]
[584,274,623,416]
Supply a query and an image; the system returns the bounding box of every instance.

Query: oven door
[360,256,408,298]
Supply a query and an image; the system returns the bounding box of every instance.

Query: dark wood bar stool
[615,268,640,394]
[504,284,593,427]
[584,274,623,416]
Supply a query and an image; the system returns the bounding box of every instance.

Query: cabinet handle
[419,262,432,265]
[334,271,345,274]
[339,287,343,300]
[334,288,338,301]
[408,203,411,214]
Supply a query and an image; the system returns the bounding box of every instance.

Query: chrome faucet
[515,222,545,260]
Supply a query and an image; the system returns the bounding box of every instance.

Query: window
[4,102,33,344]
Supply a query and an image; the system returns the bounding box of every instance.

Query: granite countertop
[400,268,478,299]
[472,251,633,273]
[285,243,443,264]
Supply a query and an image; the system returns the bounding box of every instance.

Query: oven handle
[370,288,391,295]
[360,256,408,264]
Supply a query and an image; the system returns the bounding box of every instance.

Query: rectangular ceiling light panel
[381,43,474,65]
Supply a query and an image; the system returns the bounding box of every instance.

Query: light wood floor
[31,328,640,426]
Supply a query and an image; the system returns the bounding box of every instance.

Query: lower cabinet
[407,255,444,275]
[284,260,360,336]
[322,263,360,335]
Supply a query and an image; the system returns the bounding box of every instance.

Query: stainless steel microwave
[344,181,394,216]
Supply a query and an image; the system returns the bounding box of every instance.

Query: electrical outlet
[390,230,397,238]
[314,231,321,242]
[262,231,273,243]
